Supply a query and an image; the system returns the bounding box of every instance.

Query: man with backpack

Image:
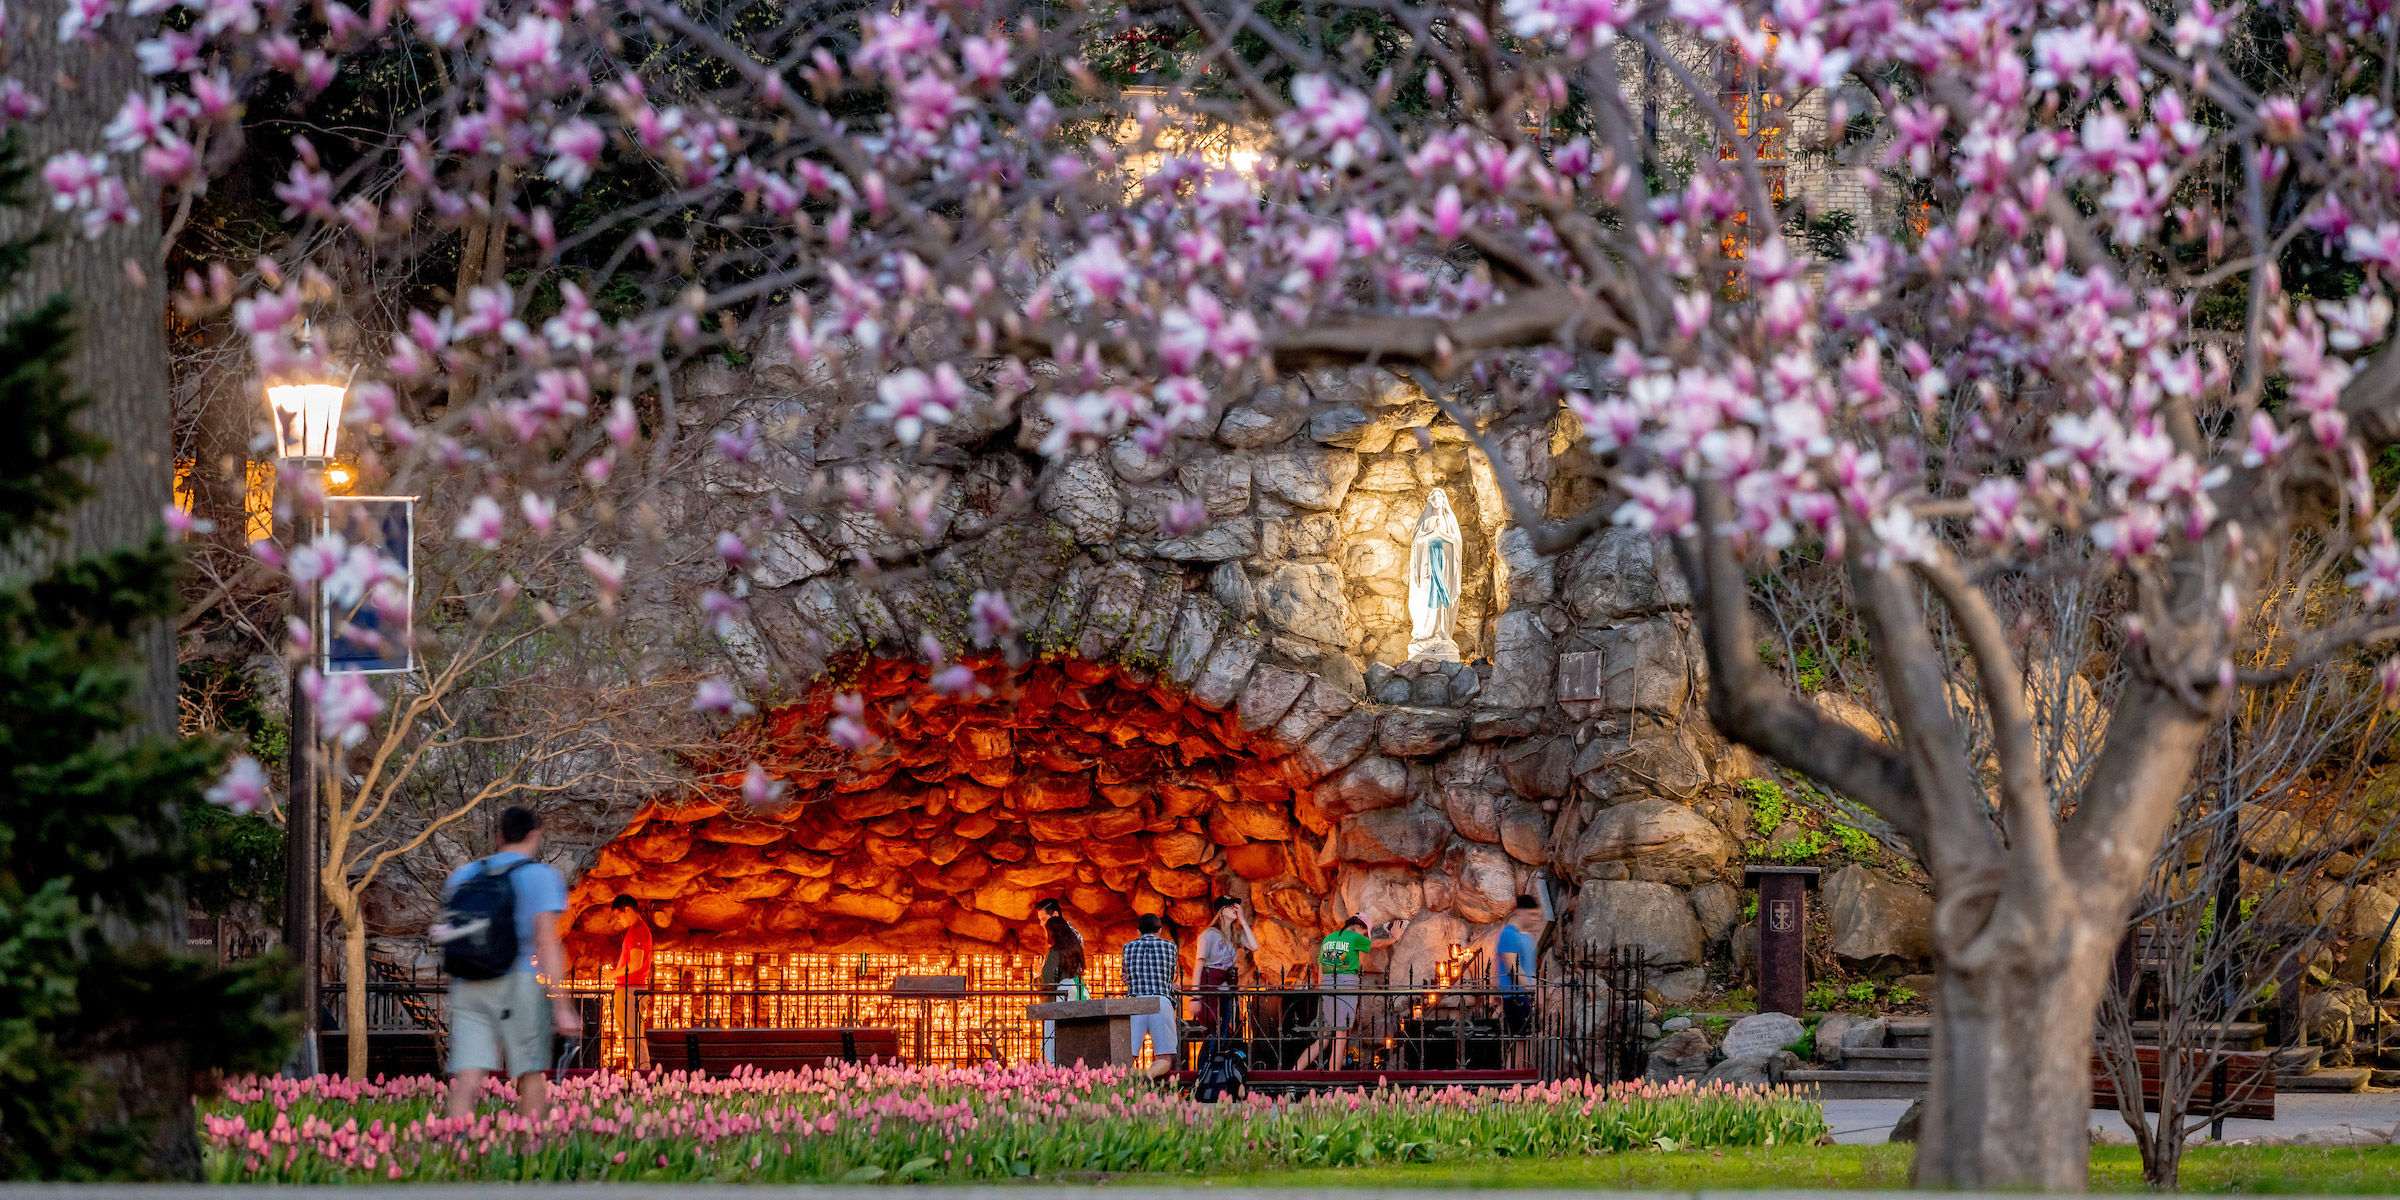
[434,806,579,1122]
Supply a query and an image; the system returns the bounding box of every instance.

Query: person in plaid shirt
[1120,913,1179,1076]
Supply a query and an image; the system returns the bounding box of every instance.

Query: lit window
[170,459,281,543]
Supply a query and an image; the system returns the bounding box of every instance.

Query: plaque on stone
[1557,650,1606,702]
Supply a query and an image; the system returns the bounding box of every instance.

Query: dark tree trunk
[0,3,176,728]
[0,1,194,1178]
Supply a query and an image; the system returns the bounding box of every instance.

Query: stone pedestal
[1025,996,1164,1068]
[1743,865,1819,1016]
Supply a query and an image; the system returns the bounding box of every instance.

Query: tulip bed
[200,1063,1827,1183]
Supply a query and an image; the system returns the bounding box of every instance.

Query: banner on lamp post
[320,495,416,675]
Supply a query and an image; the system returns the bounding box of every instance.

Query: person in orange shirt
[606,894,655,1068]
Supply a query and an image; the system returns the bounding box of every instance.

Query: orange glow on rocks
[567,656,1335,964]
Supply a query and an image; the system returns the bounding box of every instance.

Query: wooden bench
[2091,1047,2276,1121]
[645,1027,902,1076]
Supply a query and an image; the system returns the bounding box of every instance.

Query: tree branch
[1674,482,1930,846]
[1269,284,1627,373]
[1911,549,2062,888]
[1841,541,2007,883]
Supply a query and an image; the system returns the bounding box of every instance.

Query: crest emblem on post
[1768,899,1797,933]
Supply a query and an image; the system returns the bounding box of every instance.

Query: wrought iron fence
[607,985,1063,1068]
[1179,949,1649,1083]
[311,950,1655,1084]
[322,981,447,1033]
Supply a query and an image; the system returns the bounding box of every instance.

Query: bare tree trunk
[0,2,175,726]
[446,167,511,410]
[337,898,369,1083]
[1916,921,2115,1189]
[2146,1112,2186,1190]
[0,0,193,1178]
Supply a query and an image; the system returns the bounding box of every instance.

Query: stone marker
[1025,996,1164,1068]
[1744,864,1820,1016]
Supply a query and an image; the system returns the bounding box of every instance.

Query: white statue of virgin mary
[1407,490,1463,662]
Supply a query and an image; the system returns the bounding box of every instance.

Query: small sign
[188,914,221,963]
[1557,650,1606,702]
[1768,899,1797,933]
[321,496,416,674]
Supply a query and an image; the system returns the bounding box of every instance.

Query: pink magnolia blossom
[302,669,385,748]
[40,151,108,211]
[740,763,786,806]
[692,678,754,716]
[2350,532,2400,606]
[827,692,875,752]
[968,590,1014,647]
[161,502,214,537]
[605,397,640,446]
[871,367,964,442]
[204,756,273,816]
[1061,237,1132,308]
[1280,75,1379,169]
[453,496,505,548]
[56,0,112,41]
[404,0,481,46]
[519,492,556,535]
[545,119,605,191]
[579,548,627,608]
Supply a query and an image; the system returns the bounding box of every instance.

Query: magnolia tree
[24,0,2400,1184]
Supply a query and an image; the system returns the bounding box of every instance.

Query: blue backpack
[436,858,524,980]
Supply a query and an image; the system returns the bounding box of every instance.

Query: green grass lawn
[1182,1145,2400,1192]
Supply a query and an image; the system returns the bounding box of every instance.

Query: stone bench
[1024,997,1163,1068]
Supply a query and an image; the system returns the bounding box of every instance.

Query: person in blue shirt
[440,806,579,1122]
[1495,894,1542,1042]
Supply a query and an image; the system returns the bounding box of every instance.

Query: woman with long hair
[1192,896,1256,1041]
[1037,913,1087,1063]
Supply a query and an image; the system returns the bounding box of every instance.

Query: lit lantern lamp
[266,378,347,465]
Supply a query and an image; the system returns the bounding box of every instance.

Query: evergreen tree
[0,147,289,1179]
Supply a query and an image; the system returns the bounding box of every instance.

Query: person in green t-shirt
[1295,914,1405,1071]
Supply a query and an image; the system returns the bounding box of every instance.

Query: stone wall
[359,359,1805,1003]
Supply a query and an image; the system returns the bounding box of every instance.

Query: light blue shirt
[1495,922,1536,993]
[443,851,568,975]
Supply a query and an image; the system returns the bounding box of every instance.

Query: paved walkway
[1824,1095,2400,1145]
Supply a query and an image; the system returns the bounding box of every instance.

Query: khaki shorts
[1129,1004,1179,1060]
[449,971,552,1077]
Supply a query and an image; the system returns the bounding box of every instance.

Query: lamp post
[268,375,345,1077]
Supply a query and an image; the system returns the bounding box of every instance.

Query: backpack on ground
[1191,1030,1249,1103]
[434,858,525,980]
